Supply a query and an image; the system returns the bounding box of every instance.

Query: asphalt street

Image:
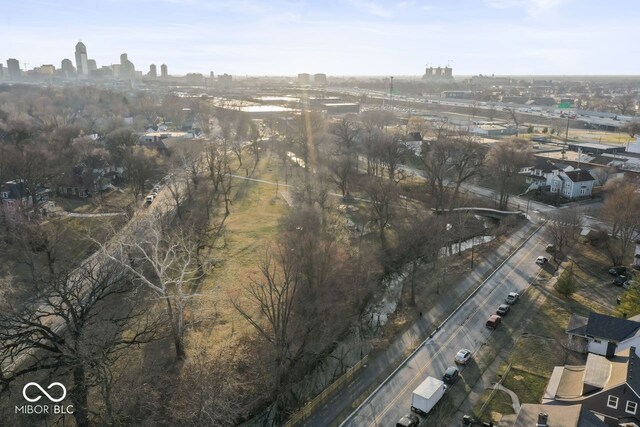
[340,222,547,427]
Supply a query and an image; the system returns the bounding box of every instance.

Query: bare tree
[545,209,583,260]
[376,131,407,184]
[232,245,304,417]
[421,125,454,212]
[395,215,445,305]
[0,262,160,427]
[601,183,640,265]
[507,107,520,136]
[121,146,165,201]
[102,217,208,360]
[448,131,485,208]
[485,138,532,210]
[365,177,398,251]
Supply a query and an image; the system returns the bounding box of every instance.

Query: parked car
[396,414,419,427]
[545,244,556,253]
[145,194,154,204]
[536,256,548,265]
[609,266,627,276]
[613,275,628,287]
[455,349,472,365]
[442,366,459,384]
[486,314,502,329]
[497,304,510,316]
[505,292,520,305]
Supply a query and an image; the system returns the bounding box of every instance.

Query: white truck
[411,376,446,415]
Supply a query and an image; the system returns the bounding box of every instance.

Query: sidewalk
[300,221,538,427]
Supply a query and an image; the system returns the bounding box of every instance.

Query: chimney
[536,413,548,427]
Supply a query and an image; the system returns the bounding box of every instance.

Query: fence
[284,355,370,427]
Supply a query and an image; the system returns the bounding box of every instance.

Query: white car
[505,292,520,304]
[536,256,548,265]
[455,349,472,365]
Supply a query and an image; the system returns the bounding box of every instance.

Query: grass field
[189,154,291,349]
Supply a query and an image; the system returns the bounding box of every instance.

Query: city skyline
[1,0,639,76]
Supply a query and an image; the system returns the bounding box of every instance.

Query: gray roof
[585,313,640,342]
[513,403,606,427]
[567,314,589,336]
[627,347,640,395]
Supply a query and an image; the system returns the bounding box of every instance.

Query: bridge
[433,207,525,220]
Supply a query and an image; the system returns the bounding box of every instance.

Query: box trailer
[411,376,446,415]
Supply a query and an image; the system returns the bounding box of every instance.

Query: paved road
[299,221,540,427]
[340,222,547,427]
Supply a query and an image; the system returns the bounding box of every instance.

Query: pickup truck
[505,292,520,305]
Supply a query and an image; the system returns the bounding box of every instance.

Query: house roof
[567,314,589,336]
[533,156,559,173]
[563,170,596,183]
[626,347,640,395]
[513,403,606,427]
[585,312,640,342]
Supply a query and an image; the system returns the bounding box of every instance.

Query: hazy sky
[1,0,638,76]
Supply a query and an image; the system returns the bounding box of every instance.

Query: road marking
[362,234,542,426]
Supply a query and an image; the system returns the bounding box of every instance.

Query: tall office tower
[149,64,157,78]
[119,53,135,79]
[7,58,21,80]
[75,42,89,77]
[87,59,97,73]
[160,64,168,78]
[61,58,76,77]
[0,64,4,80]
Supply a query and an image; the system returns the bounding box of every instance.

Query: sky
[1,0,639,76]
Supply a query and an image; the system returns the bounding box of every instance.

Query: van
[486,314,501,330]
[146,195,154,204]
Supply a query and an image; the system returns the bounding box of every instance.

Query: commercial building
[298,73,311,85]
[119,53,135,80]
[75,42,89,77]
[6,58,20,80]
[424,66,453,79]
[87,59,97,73]
[148,64,157,78]
[61,58,75,77]
[567,142,626,155]
[313,73,327,86]
[161,64,168,79]
[441,90,475,100]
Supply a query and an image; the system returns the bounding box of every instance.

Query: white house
[566,313,640,357]
[548,169,596,199]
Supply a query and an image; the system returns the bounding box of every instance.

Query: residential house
[549,170,596,200]
[0,180,53,222]
[543,347,640,426]
[56,164,123,198]
[566,313,640,358]
[513,403,605,427]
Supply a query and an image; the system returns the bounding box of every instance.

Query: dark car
[442,366,459,384]
[609,266,627,276]
[396,413,419,427]
[613,275,628,286]
[497,304,510,316]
